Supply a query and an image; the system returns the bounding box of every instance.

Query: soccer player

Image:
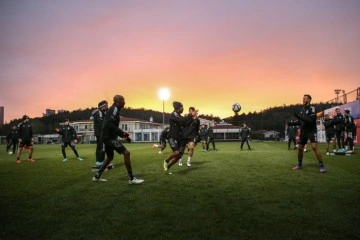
[323,114,336,155]
[6,125,19,155]
[344,109,356,153]
[16,115,35,163]
[90,100,113,170]
[287,120,297,150]
[163,101,197,174]
[240,123,251,150]
[292,94,325,173]
[199,124,208,151]
[92,95,144,184]
[152,127,170,154]
[179,107,200,167]
[206,122,216,151]
[333,108,345,151]
[55,119,83,162]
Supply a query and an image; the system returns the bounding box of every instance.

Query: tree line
[0,102,336,138]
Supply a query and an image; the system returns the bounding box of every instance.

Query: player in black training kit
[344,109,356,153]
[287,120,298,150]
[92,95,144,184]
[240,123,251,150]
[179,107,200,167]
[163,101,197,174]
[55,119,83,162]
[333,108,345,151]
[322,114,336,155]
[90,100,113,171]
[206,122,216,151]
[152,127,170,154]
[16,115,35,163]
[292,94,325,173]
[6,125,19,155]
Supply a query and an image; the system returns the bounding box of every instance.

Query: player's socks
[128,172,134,180]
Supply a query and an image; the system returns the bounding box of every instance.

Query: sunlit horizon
[1,0,359,123]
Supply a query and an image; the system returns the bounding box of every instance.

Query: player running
[163,101,197,174]
[178,107,200,167]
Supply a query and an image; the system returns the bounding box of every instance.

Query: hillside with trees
[0,102,336,138]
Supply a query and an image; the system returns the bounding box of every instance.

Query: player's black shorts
[298,132,318,144]
[325,132,334,142]
[19,139,33,148]
[168,138,183,153]
[104,139,126,160]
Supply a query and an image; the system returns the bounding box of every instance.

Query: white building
[61,117,229,143]
[31,117,246,144]
[68,116,164,143]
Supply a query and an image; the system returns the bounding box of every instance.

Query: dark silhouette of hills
[0,102,336,138]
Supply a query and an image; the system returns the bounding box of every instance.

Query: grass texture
[0,142,359,240]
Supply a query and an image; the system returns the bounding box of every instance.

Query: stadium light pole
[334,89,341,104]
[158,88,170,128]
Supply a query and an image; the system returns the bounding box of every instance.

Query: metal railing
[326,87,360,104]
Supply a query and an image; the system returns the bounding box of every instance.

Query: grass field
[0,142,359,240]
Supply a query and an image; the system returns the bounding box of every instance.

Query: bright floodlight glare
[158,88,170,101]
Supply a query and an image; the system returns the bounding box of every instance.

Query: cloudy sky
[1,0,359,122]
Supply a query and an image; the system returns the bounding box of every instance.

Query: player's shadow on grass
[191,161,209,166]
[175,161,210,174]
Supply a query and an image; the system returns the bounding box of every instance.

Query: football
[232,103,241,113]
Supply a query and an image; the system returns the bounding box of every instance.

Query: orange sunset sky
[0,0,359,123]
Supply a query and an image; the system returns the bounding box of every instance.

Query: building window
[226,132,239,140]
[215,133,224,140]
[135,133,142,141]
[152,132,159,141]
[143,133,150,141]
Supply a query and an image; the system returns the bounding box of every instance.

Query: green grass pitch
[0,142,359,240]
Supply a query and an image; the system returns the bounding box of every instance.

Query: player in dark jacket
[287,120,297,150]
[333,108,345,151]
[179,107,200,167]
[152,127,170,154]
[206,123,216,151]
[163,101,197,173]
[90,100,109,169]
[55,119,83,162]
[16,115,35,163]
[6,125,19,155]
[92,95,144,184]
[344,109,356,152]
[323,114,336,155]
[199,124,208,151]
[240,123,251,150]
[292,94,325,173]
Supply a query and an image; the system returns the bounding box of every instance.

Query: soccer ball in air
[232,103,241,113]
